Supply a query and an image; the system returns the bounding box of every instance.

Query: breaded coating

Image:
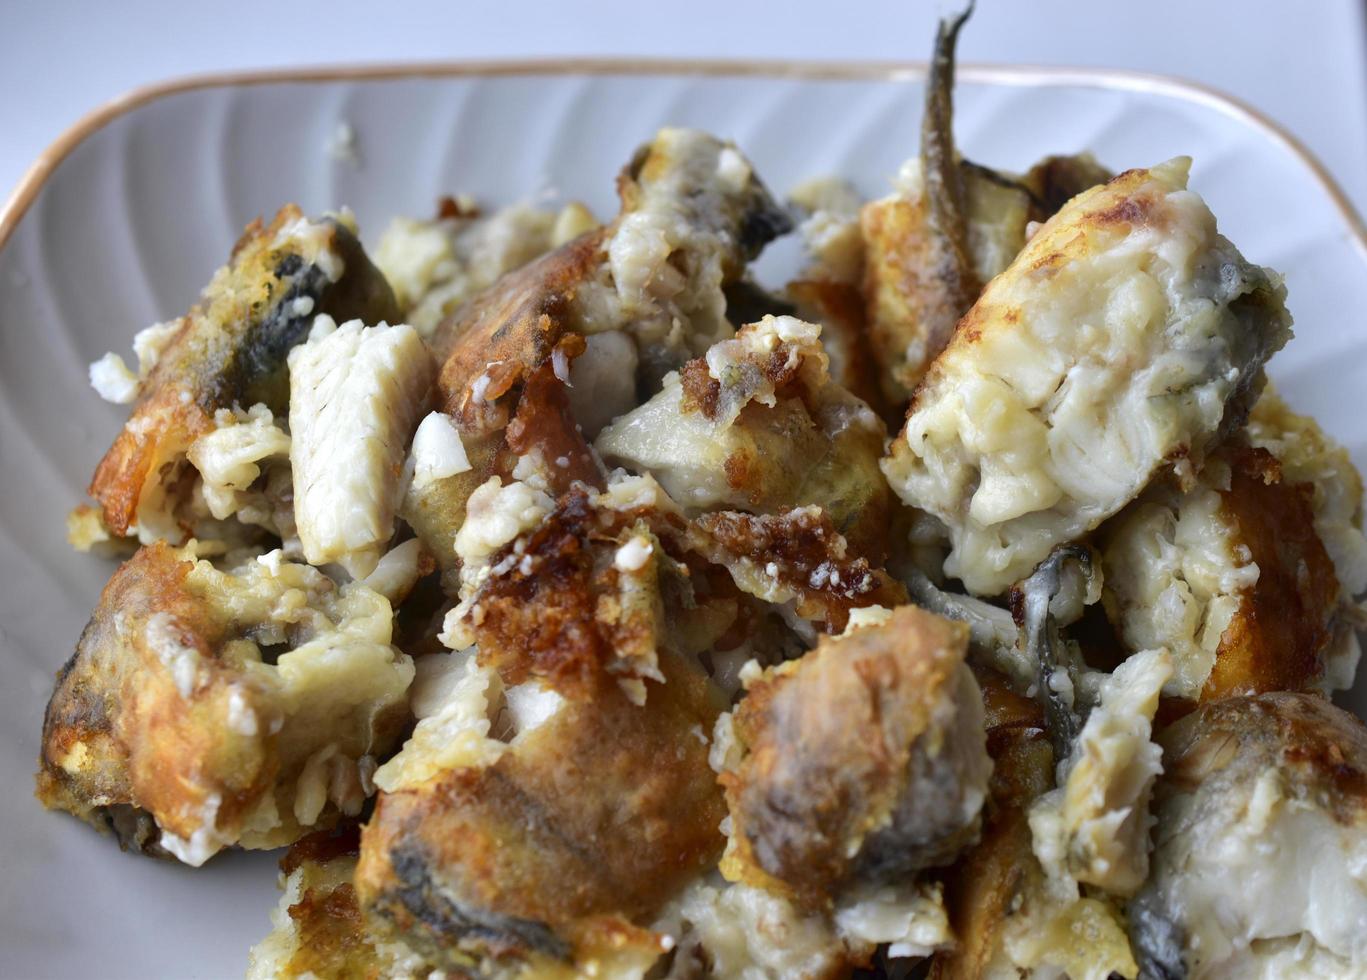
[686,505,907,633]
[37,543,413,864]
[1102,447,1342,700]
[247,826,391,980]
[356,653,724,977]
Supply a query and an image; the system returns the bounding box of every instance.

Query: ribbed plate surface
[2,65,1364,977]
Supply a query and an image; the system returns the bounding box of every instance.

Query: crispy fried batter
[37,543,413,862]
[90,207,398,539]
[1203,447,1339,698]
[456,488,675,700]
[1102,446,1341,702]
[356,653,724,974]
[688,507,906,632]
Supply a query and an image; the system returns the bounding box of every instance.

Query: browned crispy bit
[720,606,988,907]
[356,653,724,974]
[37,542,413,863]
[457,488,671,699]
[407,130,790,575]
[248,825,397,980]
[90,206,398,539]
[688,507,907,632]
[1202,447,1340,699]
[503,351,604,493]
[1101,445,1342,704]
[598,316,893,565]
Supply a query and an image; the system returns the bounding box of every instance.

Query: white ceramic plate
[2,62,1365,978]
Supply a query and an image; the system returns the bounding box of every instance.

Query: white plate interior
[2,66,1365,977]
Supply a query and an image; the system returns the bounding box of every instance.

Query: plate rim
[0,56,1364,259]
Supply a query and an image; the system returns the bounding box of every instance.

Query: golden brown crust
[37,542,412,859]
[722,606,971,904]
[356,653,724,971]
[285,882,377,980]
[36,544,273,842]
[432,229,609,432]
[1201,447,1340,699]
[860,191,968,405]
[462,489,671,698]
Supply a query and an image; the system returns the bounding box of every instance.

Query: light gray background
[3,0,1366,217]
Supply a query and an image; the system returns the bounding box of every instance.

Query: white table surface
[3,0,1366,221]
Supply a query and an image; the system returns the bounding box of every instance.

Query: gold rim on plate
[1,58,1364,257]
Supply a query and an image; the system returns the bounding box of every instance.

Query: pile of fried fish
[40,11,1367,980]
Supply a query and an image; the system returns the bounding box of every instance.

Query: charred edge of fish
[380,844,572,966]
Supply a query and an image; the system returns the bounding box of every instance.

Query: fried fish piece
[1248,388,1367,687]
[360,476,733,975]
[1130,693,1367,978]
[356,652,723,977]
[595,316,892,560]
[374,196,597,337]
[36,543,413,865]
[1101,446,1342,701]
[406,129,790,573]
[882,159,1292,596]
[89,207,399,543]
[718,605,990,905]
